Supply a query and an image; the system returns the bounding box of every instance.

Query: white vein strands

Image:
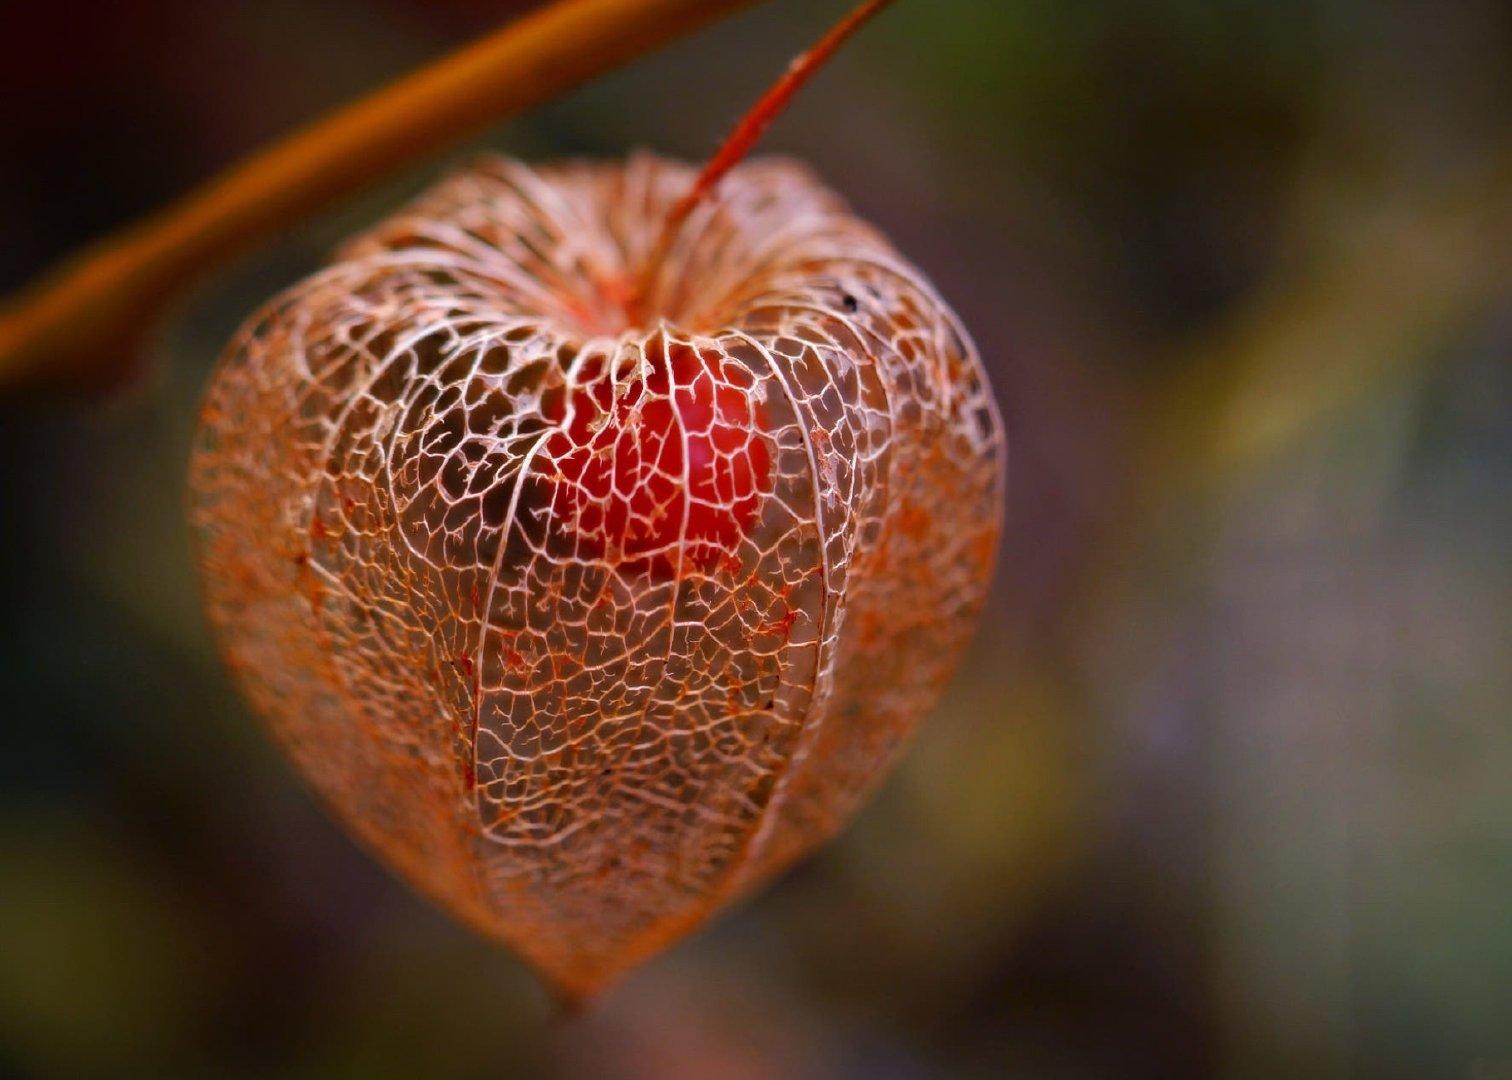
[189,154,1005,998]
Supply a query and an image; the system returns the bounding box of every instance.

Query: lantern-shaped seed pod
[189,152,1004,998]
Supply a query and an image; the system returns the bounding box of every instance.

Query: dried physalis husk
[189,153,1004,999]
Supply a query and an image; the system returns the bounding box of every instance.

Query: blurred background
[1,1,1508,1076]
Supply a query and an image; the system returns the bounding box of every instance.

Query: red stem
[632,0,897,318]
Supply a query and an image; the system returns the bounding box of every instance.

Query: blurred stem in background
[1137,151,1510,504]
[0,0,764,396]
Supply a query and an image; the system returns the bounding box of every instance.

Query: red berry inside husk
[539,337,773,577]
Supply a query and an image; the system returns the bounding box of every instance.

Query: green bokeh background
[2,1,1508,1076]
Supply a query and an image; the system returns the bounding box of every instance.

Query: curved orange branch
[0,0,766,395]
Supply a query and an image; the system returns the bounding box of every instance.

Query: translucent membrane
[189,154,1004,997]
